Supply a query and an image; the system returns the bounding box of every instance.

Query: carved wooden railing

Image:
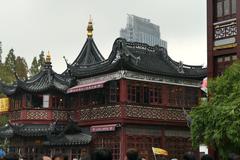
[77,105,121,120]
[214,18,237,40]
[125,105,186,121]
[9,109,70,121]
[213,18,237,50]
[76,104,187,122]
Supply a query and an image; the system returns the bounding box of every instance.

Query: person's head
[126,148,139,160]
[4,152,19,160]
[42,156,52,160]
[52,153,66,160]
[201,154,213,160]
[183,152,196,160]
[91,148,112,160]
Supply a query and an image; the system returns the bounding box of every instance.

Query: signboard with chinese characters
[90,124,118,132]
[0,98,9,112]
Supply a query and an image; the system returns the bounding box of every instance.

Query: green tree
[4,49,16,72]
[190,61,240,158]
[29,57,39,77]
[38,51,45,70]
[0,49,16,84]
[15,56,28,80]
[0,63,15,84]
[0,115,8,126]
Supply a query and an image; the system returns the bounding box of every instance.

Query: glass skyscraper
[120,14,167,49]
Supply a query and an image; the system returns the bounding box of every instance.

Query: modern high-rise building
[207,0,240,78]
[120,14,167,49]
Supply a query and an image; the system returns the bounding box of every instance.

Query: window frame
[215,0,237,20]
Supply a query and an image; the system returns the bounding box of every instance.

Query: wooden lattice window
[165,137,193,160]
[127,81,162,105]
[169,86,193,108]
[185,87,199,107]
[127,135,162,160]
[92,134,120,160]
[71,148,82,159]
[128,85,136,103]
[169,86,183,107]
[109,81,119,103]
[10,95,22,110]
[215,54,237,76]
[26,94,43,108]
[215,0,236,20]
[75,89,106,106]
[52,96,65,109]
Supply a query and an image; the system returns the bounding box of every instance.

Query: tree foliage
[38,51,45,71]
[0,48,30,84]
[0,115,8,126]
[15,56,28,80]
[190,61,240,158]
[29,51,46,77]
[29,57,39,77]
[4,49,16,73]
[0,49,17,84]
[0,63,15,84]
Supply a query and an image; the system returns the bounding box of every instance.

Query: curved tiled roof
[46,133,91,146]
[0,120,91,145]
[68,38,207,80]
[0,62,72,95]
[46,120,92,145]
[71,37,105,66]
[0,81,16,96]
[0,123,56,138]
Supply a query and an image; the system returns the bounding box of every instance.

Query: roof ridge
[70,38,105,66]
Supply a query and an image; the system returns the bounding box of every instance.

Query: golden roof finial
[87,15,93,38]
[46,51,51,63]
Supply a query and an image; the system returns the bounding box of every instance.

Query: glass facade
[120,14,167,49]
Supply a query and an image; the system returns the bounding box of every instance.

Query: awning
[90,124,118,133]
[67,80,107,94]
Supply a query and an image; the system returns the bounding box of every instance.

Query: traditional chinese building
[207,0,240,78]
[0,54,91,159]
[0,19,206,160]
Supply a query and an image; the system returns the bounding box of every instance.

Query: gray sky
[0,0,207,73]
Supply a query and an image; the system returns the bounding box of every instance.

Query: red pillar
[48,95,52,109]
[22,94,27,109]
[162,85,169,108]
[119,79,128,160]
[207,0,214,78]
[119,79,128,118]
[20,94,27,120]
[119,79,128,103]
[120,126,127,160]
[48,95,53,120]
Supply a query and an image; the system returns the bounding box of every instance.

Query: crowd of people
[0,148,239,160]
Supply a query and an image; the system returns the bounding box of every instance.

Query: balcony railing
[76,104,186,122]
[9,109,70,121]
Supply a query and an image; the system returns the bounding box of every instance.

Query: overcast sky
[0,0,207,73]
